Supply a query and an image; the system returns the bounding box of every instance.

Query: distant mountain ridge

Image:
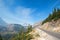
[0,18,26,40]
[0,18,26,33]
[7,24,25,32]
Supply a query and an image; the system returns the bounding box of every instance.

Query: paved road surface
[39,28,60,40]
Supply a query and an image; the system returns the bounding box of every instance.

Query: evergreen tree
[11,25,33,40]
[0,35,2,40]
[42,8,60,25]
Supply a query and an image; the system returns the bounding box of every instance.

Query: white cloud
[15,7,33,19]
[14,6,35,25]
[0,0,35,25]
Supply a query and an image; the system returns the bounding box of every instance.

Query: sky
[0,0,60,25]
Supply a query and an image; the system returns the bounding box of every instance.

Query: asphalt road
[39,28,60,40]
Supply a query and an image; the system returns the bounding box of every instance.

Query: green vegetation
[35,33,40,37]
[0,25,33,40]
[42,8,60,25]
[11,25,33,40]
[0,34,2,40]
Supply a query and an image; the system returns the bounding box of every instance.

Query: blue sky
[0,0,60,25]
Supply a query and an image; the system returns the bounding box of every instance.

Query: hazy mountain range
[0,17,25,33]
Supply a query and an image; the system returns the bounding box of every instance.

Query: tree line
[42,8,60,25]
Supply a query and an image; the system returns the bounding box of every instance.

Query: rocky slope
[29,19,60,40]
[41,19,60,32]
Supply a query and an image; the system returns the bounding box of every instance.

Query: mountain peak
[0,17,7,26]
